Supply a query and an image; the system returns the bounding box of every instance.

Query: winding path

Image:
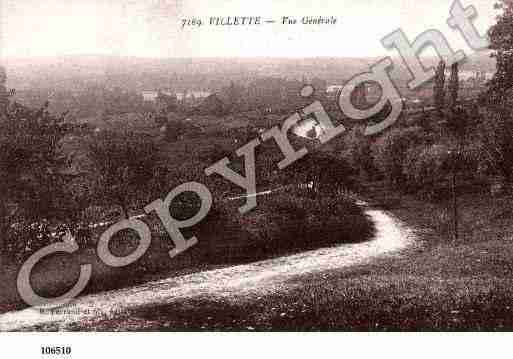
[0,208,416,331]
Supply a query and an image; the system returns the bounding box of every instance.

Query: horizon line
[1,52,494,62]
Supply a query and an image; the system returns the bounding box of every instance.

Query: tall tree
[448,62,460,111]
[487,0,513,101]
[352,83,367,109]
[434,60,446,115]
[480,88,513,183]
[0,67,8,114]
[447,106,470,241]
[479,1,513,185]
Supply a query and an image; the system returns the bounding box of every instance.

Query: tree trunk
[452,170,458,241]
[118,198,129,220]
[0,200,9,265]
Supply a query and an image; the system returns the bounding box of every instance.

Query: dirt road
[0,208,416,331]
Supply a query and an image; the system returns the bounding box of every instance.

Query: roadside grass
[78,187,513,331]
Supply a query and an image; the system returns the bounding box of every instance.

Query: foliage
[446,106,470,141]
[477,89,513,182]
[486,0,513,102]
[0,101,80,259]
[403,144,452,197]
[282,151,357,193]
[434,60,446,115]
[344,126,376,179]
[448,62,459,110]
[372,127,425,189]
[165,119,187,141]
[156,91,178,115]
[477,1,513,183]
[223,191,374,262]
[87,130,163,219]
[418,111,435,133]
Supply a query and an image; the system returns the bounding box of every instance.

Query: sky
[0,0,500,59]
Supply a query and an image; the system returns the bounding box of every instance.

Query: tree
[0,67,8,114]
[165,119,187,142]
[156,91,177,115]
[446,107,470,241]
[345,126,376,179]
[486,0,513,102]
[419,110,434,133]
[88,131,161,219]
[352,83,367,109]
[479,88,513,184]
[372,127,425,190]
[448,62,460,110]
[0,100,78,260]
[447,106,469,141]
[404,143,452,198]
[434,60,446,115]
[223,81,243,112]
[437,58,467,240]
[479,1,513,185]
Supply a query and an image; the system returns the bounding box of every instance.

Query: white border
[0,333,511,359]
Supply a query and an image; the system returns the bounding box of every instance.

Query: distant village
[8,68,493,126]
[140,69,493,117]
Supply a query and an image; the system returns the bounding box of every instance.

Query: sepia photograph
[0,0,513,350]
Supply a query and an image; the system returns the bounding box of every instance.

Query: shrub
[403,144,451,198]
[344,126,376,179]
[477,91,513,184]
[281,151,358,193]
[372,126,425,190]
[229,191,375,261]
[403,140,482,199]
[87,130,162,219]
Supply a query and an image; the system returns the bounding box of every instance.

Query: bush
[344,126,376,179]
[403,140,482,200]
[4,222,57,261]
[477,92,513,183]
[281,151,358,193]
[372,126,425,189]
[226,191,375,262]
[403,144,451,198]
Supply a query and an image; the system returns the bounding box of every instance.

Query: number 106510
[41,346,71,355]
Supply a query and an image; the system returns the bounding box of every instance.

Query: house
[176,91,211,102]
[142,90,159,102]
[142,89,175,103]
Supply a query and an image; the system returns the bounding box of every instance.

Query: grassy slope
[0,190,373,315]
[81,188,513,331]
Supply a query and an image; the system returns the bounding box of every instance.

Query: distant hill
[2,53,496,96]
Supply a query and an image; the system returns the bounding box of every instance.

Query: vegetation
[0,101,81,261]
[371,126,426,190]
[434,60,446,115]
[87,131,163,219]
[486,0,513,102]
